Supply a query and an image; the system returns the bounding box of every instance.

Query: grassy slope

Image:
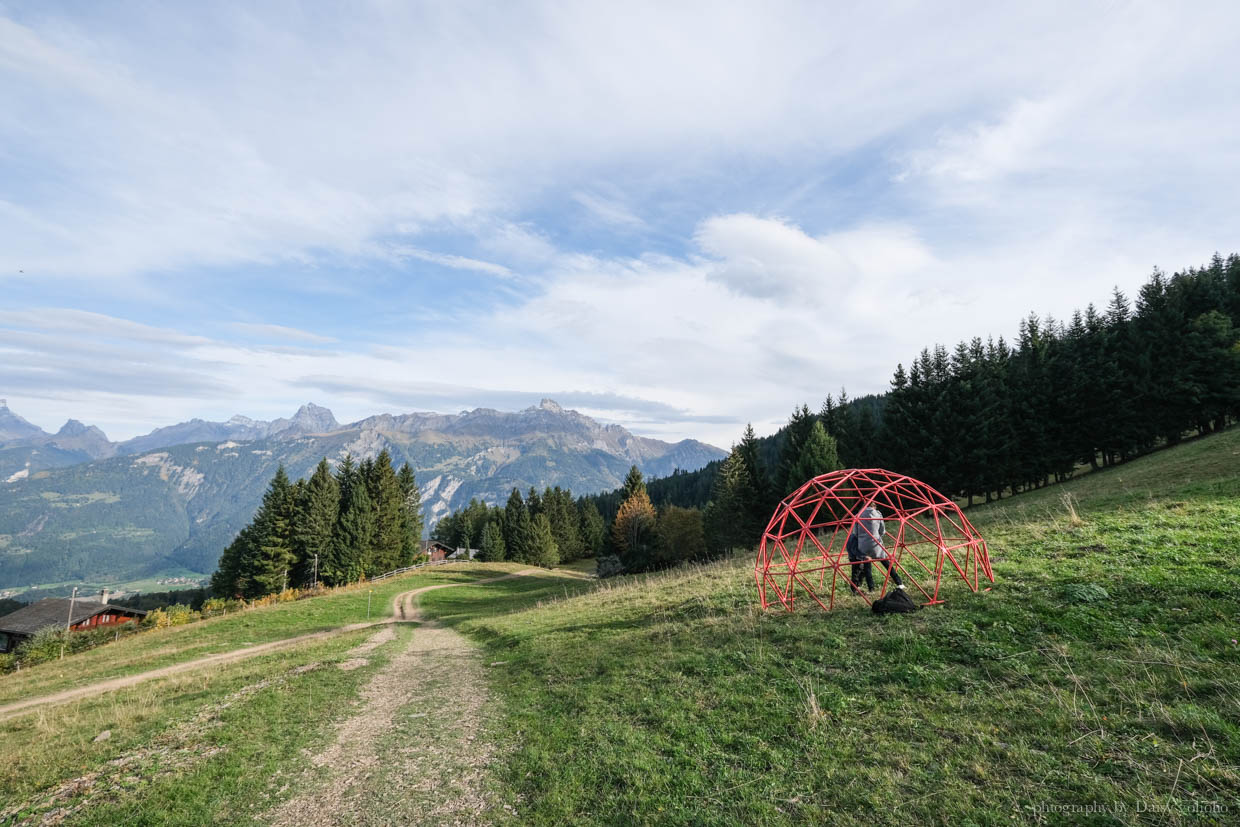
[0,561,578,825]
[1,627,389,824]
[422,428,1240,825]
[0,562,532,707]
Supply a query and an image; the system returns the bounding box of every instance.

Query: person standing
[848,504,903,592]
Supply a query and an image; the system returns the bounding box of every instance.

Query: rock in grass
[93,729,112,743]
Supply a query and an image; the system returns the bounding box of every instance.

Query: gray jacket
[853,506,887,559]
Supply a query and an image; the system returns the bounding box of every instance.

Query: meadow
[422,428,1240,824]
[1,431,1236,824]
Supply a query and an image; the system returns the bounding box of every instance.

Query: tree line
[233,253,1239,583]
[589,252,1240,572]
[431,485,606,568]
[211,450,424,599]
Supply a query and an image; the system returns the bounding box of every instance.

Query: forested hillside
[550,253,1240,575]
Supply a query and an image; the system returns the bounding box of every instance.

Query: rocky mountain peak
[537,398,564,414]
[291,402,338,431]
[0,400,49,442]
[57,419,97,437]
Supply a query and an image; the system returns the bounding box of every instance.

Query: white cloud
[1,2,1238,448]
[229,323,337,344]
[384,246,513,278]
[572,191,646,229]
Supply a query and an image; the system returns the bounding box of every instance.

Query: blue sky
[2,1,1237,445]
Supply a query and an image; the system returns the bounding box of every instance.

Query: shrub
[596,555,625,578]
[165,603,195,625]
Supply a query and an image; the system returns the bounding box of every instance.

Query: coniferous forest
[575,253,1240,574]
[429,484,605,568]
[222,253,1240,586]
[210,449,424,598]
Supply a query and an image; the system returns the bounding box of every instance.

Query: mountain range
[0,399,724,593]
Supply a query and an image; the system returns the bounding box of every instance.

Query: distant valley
[0,399,724,594]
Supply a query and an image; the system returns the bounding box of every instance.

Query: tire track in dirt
[0,569,541,723]
[266,569,543,825]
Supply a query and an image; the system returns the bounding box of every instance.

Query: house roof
[0,598,146,636]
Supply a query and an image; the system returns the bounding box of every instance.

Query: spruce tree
[620,465,647,501]
[529,512,560,568]
[503,488,533,563]
[331,459,373,583]
[212,523,255,598]
[365,450,404,574]
[737,423,772,541]
[239,466,297,598]
[789,421,841,485]
[775,404,816,495]
[704,448,750,556]
[396,463,424,565]
[579,500,606,558]
[479,520,507,562]
[294,459,339,588]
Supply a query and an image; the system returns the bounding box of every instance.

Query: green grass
[419,427,1240,825]
[0,562,531,706]
[0,625,400,824]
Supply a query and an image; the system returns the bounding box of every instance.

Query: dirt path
[266,571,541,825]
[0,570,541,723]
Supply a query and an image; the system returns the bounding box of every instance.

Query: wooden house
[0,598,146,653]
[422,540,454,562]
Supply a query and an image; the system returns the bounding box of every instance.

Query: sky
[2,1,1238,447]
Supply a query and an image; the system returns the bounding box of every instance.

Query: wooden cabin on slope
[0,598,146,653]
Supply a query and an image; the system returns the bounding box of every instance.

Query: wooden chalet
[422,540,454,562]
[0,598,146,653]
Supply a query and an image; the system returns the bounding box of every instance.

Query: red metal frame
[755,469,994,612]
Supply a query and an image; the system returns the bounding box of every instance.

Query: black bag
[871,588,920,615]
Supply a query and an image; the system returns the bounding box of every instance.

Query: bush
[165,603,195,625]
[411,553,430,565]
[596,555,625,578]
[202,597,242,615]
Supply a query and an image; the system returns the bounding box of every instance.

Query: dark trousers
[850,555,902,591]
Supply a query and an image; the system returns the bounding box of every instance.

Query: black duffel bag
[872,587,920,614]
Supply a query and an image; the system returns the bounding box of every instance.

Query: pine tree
[620,465,647,501]
[503,488,534,563]
[544,487,584,561]
[775,404,816,495]
[704,449,750,556]
[579,500,606,558]
[294,459,339,587]
[331,457,373,583]
[831,390,857,468]
[239,466,297,598]
[364,450,404,574]
[478,520,507,562]
[212,523,256,598]
[396,463,423,565]
[737,423,772,541]
[529,513,560,568]
[788,421,841,485]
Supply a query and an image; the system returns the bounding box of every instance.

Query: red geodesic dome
[755,469,994,612]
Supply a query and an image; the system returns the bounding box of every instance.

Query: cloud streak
[1,1,1237,447]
